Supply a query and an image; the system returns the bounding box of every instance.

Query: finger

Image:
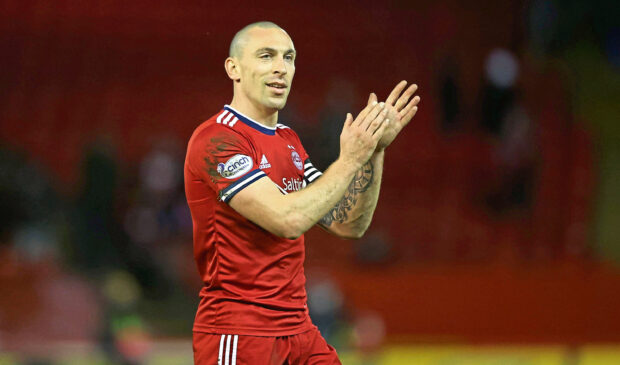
[344,113,353,127]
[368,106,389,133]
[400,106,418,127]
[360,102,385,131]
[352,100,377,126]
[394,84,418,111]
[410,94,421,107]
[367,93,377,106]
[386,80,407,106]
[372,114,390,138]
[399,96,420,121]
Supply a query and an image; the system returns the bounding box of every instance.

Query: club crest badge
[291,151,303,170]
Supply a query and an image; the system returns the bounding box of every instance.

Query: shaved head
[229,21,288,58]
[224,21,296,118]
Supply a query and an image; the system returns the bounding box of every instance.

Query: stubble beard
[268,97,287,111]
[263,89,289,111]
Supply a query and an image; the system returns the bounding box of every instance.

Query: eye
[259,54,271,60]
[284,54,294,61]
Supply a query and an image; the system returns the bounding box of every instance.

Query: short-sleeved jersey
[184,105,323,336]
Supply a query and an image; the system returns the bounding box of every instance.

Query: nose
[272,56,287,75]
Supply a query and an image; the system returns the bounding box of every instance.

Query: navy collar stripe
[223,105,276,136]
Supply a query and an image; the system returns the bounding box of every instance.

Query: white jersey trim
[219,169,266,203]
[224,105,277,131]
[215,110,240,128]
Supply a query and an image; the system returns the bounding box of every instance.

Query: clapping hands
[369,80,420,151]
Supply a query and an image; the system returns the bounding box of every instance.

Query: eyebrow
[255,47,296,55]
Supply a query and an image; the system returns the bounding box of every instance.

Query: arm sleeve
[303,158,323,186]
[187,126,266,203]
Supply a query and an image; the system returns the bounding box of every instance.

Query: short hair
[229,21,286,58]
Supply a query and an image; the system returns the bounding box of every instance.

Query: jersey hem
[192,322,315,337]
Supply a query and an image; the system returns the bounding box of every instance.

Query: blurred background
[1,0,619,364]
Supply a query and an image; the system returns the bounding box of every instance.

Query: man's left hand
[369,80,420,151]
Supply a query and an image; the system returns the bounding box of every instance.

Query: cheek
[244,71,262,91]
[251,69,267,85]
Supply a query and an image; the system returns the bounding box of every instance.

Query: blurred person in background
[184,21,420,364]
[437,58,462,134]
[479,49,537,218]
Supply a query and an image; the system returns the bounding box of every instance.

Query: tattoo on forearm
[320,161,374,226]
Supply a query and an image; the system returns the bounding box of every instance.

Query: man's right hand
[338,99,389,170]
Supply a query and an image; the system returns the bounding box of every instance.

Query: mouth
[265,81,288,95]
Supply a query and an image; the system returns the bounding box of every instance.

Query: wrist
[334,155,363,175]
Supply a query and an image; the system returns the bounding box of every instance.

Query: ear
[225,57,241,82]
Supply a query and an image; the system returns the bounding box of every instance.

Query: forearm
[319,150,384,238]
[273,156,361,238]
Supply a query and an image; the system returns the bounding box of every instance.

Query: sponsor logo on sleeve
[217,154,253,179]
[291,151,303,170]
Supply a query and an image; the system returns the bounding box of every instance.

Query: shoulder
[187,112,254,157]
[276,122,293,133]
[276,123,302,142]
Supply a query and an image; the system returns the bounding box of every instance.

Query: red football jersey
[184,105,323,336]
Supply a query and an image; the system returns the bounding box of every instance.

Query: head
[225,22,296,115]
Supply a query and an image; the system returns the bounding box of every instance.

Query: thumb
[344,113,353,126]
[367,92,377,106]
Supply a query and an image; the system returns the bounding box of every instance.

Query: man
[185,21,420,364]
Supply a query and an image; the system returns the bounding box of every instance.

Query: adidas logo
[259,154,271,169]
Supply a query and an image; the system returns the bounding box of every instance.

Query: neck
[229,95,278,127]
